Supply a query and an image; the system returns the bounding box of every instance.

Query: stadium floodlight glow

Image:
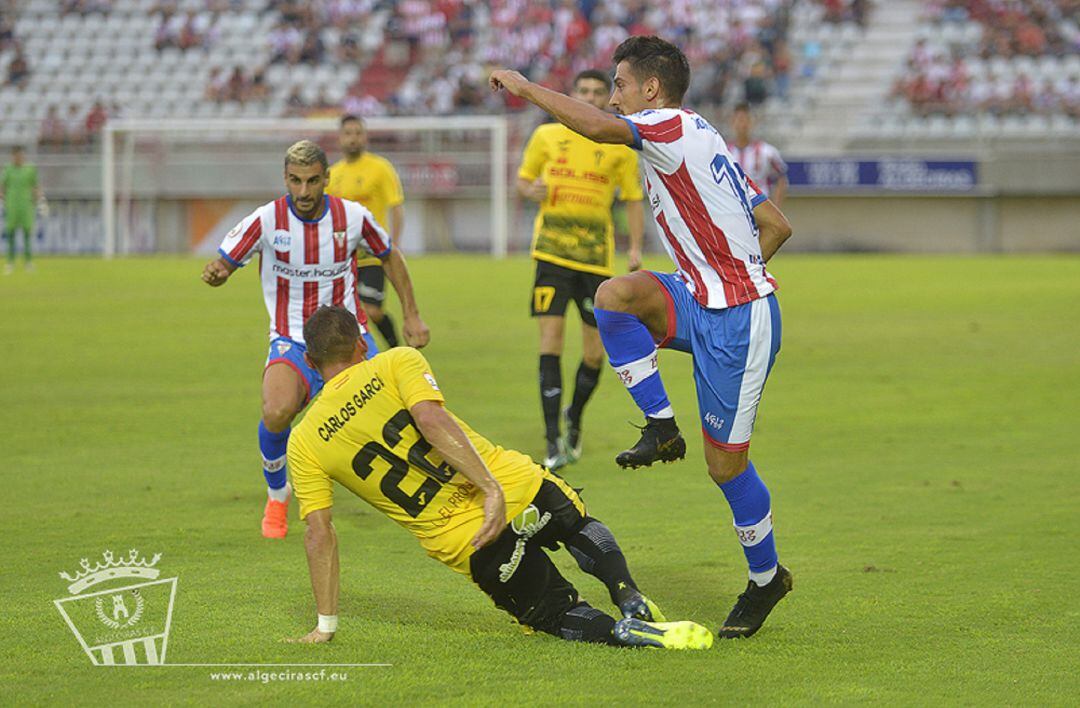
[101,116,510,259]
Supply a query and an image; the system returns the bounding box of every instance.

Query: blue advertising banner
[785,159,978,192]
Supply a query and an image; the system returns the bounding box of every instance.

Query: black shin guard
[539,354,562,444]
[566,518,638,605]
[558,602,619,645]
[567,361,601,424]
[375,313,399,348]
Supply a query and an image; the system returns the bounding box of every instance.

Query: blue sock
[258,421,289,491]
[718,461,778,585]
[593,308,673,418]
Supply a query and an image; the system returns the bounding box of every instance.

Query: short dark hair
[612,35,690,103]
[573,69,612,92]
[733,102,752,114]
[340,114,363,128]
[303,306,361,368]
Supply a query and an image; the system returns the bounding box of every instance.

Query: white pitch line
[104,663,392,668]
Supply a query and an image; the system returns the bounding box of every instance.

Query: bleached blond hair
[284,140,328,171]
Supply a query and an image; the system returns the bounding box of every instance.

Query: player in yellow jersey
[285,306,712,650]
[518,70,646,470]
[327,115,405,349]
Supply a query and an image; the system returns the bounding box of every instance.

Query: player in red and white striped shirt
[729,102,788,208]
[201,140,429,539]
[491,35,794,641]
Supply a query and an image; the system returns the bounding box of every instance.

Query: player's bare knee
[705,452,749,485]
[261,403,296,432]
[595,277,635,312]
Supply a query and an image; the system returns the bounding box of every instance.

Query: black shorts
[356,265,385,305]
[469,477,590,635]
[529,260,607,327]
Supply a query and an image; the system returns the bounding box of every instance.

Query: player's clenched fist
[201,257,233,286]
[489,69,530,97]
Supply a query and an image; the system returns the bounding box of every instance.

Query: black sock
[539,354,562,444]
[375,313,398,347]
[567,361,601,425]
[565,518,638,605]
[558,601,619,645]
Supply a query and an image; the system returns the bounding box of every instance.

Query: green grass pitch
[1,254,1077,704]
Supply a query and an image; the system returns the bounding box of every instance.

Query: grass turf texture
[1,254,1077,705]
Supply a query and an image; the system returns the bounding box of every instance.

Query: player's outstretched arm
[490,70,634,145]
[753,199,793,262]
[287,507,340,644]
[381,249,430,348]
[410,400,507,549]
[201,256,237,287]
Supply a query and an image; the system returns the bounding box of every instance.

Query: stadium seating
[858,0,1080,140]
[0,0,816,148]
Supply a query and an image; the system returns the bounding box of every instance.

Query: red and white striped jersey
[619,108,777,310]
[217,195,391,343]
[730,139,788,197]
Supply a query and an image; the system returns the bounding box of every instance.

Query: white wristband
[317,614,338,634]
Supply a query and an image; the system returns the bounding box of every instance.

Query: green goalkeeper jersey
[2,164,38,211]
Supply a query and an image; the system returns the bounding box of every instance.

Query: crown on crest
[59,549,162,595]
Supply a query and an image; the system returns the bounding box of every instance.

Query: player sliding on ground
[491,35,795,639]
[201,140,429,540]
[284,305,712,650]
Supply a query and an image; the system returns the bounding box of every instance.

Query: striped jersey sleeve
[618,108,686,174]
[217,205,267,267]
[345,199,393,259]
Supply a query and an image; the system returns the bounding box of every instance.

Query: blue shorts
[648,272,781,451]
[265,332,379,403]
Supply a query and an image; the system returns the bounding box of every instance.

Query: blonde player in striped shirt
[200,140,429,540]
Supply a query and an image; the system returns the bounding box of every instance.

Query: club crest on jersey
[272,230,292,250]
[275,341,292,356]
[333,231,346,246]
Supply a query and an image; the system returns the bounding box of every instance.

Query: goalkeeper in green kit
[2,146,46,274]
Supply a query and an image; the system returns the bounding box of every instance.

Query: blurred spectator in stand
[1032,78,1060,115]
[223,66,247,103]
[177,11,203,50]
[0,15,15,52]
[284,86,308,116]
[269,21,303,63]
[38,105,68,150]
[299,30,325,64]
[1015,18,1046,57]
[6,46,29,88]
[247,67,270,102]
[65,104,87,148]
[851,0,871,29]
[772,39,792,101]
[743,58,771,105]
[1010,72,1034,114]
[84,101,109,142]
[205,66,226,101]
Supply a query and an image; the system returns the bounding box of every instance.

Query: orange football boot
[261,490,289,539]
